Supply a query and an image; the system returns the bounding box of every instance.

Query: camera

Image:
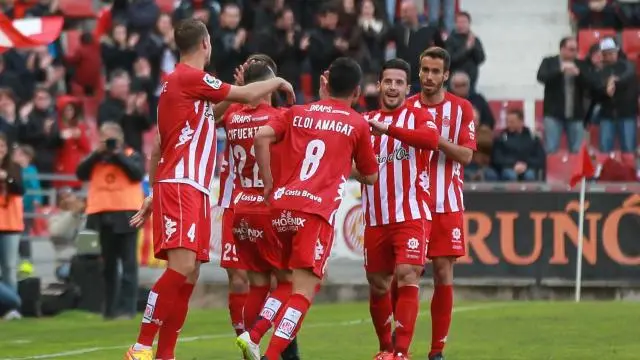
[105,138,117,151]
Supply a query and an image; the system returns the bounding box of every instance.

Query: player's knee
[227,269,249,292]
[431,257,454,285]
[395,264,422,287]
[367,273,392,296]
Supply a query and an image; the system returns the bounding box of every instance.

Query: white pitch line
[0,304,503,360]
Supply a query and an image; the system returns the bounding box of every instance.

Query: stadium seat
[546,152,574,184]
[58,0,96,18]
[156,0,175,13]
[621,29,640,60]
[300,73,313,102]
[534,99,544,133]
[62,29,81,56]
[577,29,616,58]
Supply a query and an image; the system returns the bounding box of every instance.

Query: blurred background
[0,0,639,323]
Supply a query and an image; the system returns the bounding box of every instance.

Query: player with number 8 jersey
[235,58,378,360]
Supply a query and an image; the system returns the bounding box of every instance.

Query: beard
[382,97,402,110]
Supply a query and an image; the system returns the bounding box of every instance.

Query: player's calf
[366,272,394,354]
[393,264,422,357]
[430,257,455,358]
[227,268,250,335]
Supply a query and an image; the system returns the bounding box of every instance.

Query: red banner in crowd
[0,14,64,52]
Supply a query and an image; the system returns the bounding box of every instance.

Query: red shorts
[220,208,247,269]
[364,219,429,273]
[270,209,333,278]
[427,212,465,258]
[153,182,211,262]
[233,193,283,272]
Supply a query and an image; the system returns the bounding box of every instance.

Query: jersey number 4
[299,139,326,181]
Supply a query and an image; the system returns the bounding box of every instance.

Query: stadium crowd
[0,0,636,328]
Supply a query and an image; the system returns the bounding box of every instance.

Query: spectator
[76,122,145,320]
[253,0,288,31]
[54,96,91,189]
[465,107,498,181]
[0,132,25,299]
[357,0,389,75]
[173,0,221,31]
[101,23,138,76]
[211,2,251,84]
[308,4,350,97]
[2,49,37,102]
[47,187,86,264]
[25,0,58,17]
[146,13,178,85]
[537,37,591,154]
[428,0,456,35]
[449,71,495,129]
[596,38,638,167]
[97,70,152,153]
[131,57,155,108]
[126,0,161,36]
[0,56,23,102]
[445,11,485,91]
[0,88,19,145]
[387,0,444,92]
[17,87,62,187]
[27,45,65,93]
[492,109,545,181]
[65,32,103,96]
[12,144,41,268]
[573,0,622,29]
[254,6,307,98]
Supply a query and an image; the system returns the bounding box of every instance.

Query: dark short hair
[457,11,471,21]
[246,53,278,74]
[243,61,275,84]
[507,108,524,120]
[275,6,293,21]
[420,46,451,72]
[318,3,339,16]
[380,58,411,82]
[109,68,130,82]
[559,36,575,49]
[327,57,362,98]
[174,18,209,54]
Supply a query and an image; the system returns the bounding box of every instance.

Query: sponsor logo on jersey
[203,73,222,89]
[376,146,411,164]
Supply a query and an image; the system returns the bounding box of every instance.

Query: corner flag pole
[574,176,586,303]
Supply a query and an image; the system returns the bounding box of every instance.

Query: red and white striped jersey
[155,63,231,195]
[216,143,235,208]
[362,106,437,226]
[406,92,476,213]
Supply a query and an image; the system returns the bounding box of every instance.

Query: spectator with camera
[595,38,638,168]
[492,109,545,181]
[76,122,145,320]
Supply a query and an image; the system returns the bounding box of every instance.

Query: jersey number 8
[299,139,326,181]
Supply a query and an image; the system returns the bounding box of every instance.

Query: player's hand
[130,195,153,228]
[262,180,273,205]
[277,78,296,104]
[319,70,329,100]
[233,64,245,86]
[368,119,389,136]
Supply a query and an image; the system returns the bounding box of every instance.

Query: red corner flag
[570,143,595,188]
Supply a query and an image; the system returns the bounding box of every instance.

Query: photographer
[76,122,145,320]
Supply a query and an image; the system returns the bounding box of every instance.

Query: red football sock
[249,281,292,343]
[156,283,195,359]
[394,285,419,355]
[228,292,248,336]
[264,294,311,360]
[369,290,393,352]
[243,285,270,330]
[136,268,187,346]
[429,284,453,357]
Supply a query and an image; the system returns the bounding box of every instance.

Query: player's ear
[443,70,450,83]
[353,85,362,100]
[405,83,411,96]
[376,81,381,93]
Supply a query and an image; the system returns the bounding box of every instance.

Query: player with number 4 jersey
[405,47,476,360]
[236,58,379,360]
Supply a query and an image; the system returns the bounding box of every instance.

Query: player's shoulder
[405,94,421,107]
[445,91,473,110]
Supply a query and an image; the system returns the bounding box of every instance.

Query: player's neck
[420,89,446,106]
[247,98,270,108]
[179,55,206,71]
[326,96,352,107]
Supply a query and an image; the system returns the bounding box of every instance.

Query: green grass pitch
[1,301,639,359]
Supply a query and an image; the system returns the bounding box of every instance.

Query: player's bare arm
[226,77,295,107]
[437,137,473,165]
[368,118,439,150]
[254,125,278,199]
[351,163,378,185]
[130,134,160,228]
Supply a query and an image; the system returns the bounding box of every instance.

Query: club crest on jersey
[442,116,451,128]
[203,73,222,89]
